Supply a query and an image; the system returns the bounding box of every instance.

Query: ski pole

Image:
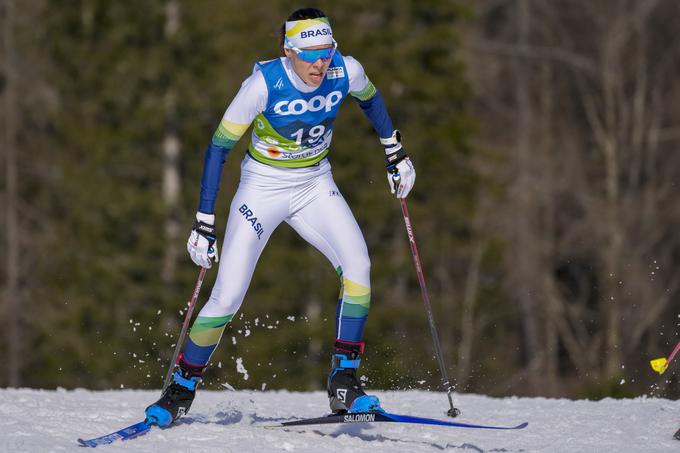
[162,266,208,392]
[397,195,461,417]
[650,339,680,375]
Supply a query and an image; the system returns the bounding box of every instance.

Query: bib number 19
[291,125,326,145]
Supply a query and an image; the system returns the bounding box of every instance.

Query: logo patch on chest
[273,91,342,116]
[326,67,345,79]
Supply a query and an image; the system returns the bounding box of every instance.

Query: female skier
[146,7,415,427]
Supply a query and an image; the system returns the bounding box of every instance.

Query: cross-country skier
[144,8,415,427]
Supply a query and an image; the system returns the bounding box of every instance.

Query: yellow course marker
[650,340,680,375]
[650,358,668,374]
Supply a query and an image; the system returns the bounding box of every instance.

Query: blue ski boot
[327,340,383,414]
[145,355,206,427]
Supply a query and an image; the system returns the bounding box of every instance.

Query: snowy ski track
[1,388,678,452]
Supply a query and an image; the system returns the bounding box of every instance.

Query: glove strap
[192,219,217,246]
[381,130,407,172]
[385,148,407,173]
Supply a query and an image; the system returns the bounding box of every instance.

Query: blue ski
[268,411,528,430]
[77,420,152,447]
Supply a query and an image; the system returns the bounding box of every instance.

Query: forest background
[2,0,680,400]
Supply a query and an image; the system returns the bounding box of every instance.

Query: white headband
[284,18,334,49]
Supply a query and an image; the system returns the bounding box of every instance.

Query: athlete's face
[284,44,333,87]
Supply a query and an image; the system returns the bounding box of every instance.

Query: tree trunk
[457,240,484,389]
[2,0,21,386]
[513,0,542,391]
[538,61,559,395]
[161,0,181,283]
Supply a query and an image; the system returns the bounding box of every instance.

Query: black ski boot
[674,427,680,441]
[327,340,383,414]
[145,355,206,427]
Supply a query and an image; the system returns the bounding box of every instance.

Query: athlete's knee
[347,253,371,281]
[200,292,243,318]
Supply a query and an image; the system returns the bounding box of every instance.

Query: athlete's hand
[187,211,219,268]
[382,130,416,198]
[387,157,416,198]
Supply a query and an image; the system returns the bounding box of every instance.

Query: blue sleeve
[353,89,394,139]
[198,142,231,214]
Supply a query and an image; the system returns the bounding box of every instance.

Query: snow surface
[1,388,679,452]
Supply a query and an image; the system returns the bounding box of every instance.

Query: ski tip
[76,420,152,447]
[515,422,529,429]
[77,438,95,448]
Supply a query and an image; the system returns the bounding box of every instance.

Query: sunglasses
[286,39,337,63]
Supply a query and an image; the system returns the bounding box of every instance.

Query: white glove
[381,130,416,198]
[387,157,416,198]
[187,211,219,268]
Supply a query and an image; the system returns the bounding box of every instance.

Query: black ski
[265,411,528,430]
